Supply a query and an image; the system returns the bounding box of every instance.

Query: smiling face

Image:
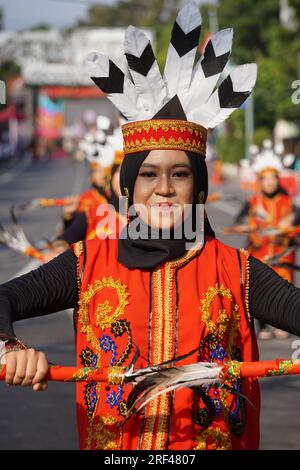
[259,169,279,195]
[133,150,194,231]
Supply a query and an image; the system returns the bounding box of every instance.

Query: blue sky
[0,0,117,31]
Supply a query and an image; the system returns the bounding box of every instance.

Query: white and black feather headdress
[86,1,257,157]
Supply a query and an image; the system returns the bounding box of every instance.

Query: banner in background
[37,93,64,139]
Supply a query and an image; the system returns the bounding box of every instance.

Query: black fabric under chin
[118,150,214,270]
[261,186,288,199]
[92,183,108,199]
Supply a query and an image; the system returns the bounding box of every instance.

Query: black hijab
[108,163,121,212]
[118,96,215,270]
[118,150,215,270]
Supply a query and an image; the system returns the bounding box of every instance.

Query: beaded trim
[240,249,251,327]
[74,241,84,293]
[141,243,203,450]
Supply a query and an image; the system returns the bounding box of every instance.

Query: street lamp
[194,0,219,34]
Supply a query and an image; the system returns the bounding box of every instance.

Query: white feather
[194,63,257,128]
[106,127,123,152]
[0,340,7,365]
[0,225,31,253]
[164,1,202,98]
[124,26,168,115]
[127,362,222,411]
[96,115,111,131]
[182,28,233,118]
[137,363,222,411]
[85,51,145,121]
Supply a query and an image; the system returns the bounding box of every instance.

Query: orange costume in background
[247,193,294,282]
[85,205,126,240]
[73,237,260,451]
[77,189,107,216]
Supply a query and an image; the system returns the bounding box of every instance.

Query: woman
[0,2,300,451]
[54,149,125,247]
[234,145,295,339]
[46,122,118,259]
[62,115,114,228]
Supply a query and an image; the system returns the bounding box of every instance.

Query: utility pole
[245,93,254,160]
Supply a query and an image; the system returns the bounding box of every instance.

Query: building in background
[0,27,154,159]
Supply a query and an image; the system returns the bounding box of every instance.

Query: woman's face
[259,170,279,195]
[111,167,121,197]
[91,166,106,188]
[133,150,194,231]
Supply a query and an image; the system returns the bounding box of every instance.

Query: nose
[155,173,174,197]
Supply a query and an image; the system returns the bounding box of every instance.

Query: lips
[151,203,179,211]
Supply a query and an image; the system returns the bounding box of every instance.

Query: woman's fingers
[5,352,17,384]
[4,349,49,390]
[31,353,49,386]
[22,349,39,386]
[33,381,48,392]
[13,350,27,385]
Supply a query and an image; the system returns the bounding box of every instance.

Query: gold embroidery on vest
[200,284,239,357]
[142,245,202,450]
[200,284,241,440]
[142,268,163,450]
[154,263,174,450]
[85,415,119,450]
[79,277,129,353]
[78,277,129,449]
[194,426,232,450]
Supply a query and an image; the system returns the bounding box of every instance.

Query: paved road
[0,160,299,449]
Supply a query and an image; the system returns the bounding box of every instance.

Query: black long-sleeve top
[60,212,88,245]
[0,250,300,339]
[234,201,250,225]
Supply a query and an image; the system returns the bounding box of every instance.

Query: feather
[194,63,257,128]
[96,115,111,131]
[126,362,222,413]
[89,142,115,168]
[0,340,7,363]
[85,51,144,121]
[124,26,168,116]
[10,201,37,214]
[182,28,233,118]
[163,1,202,99]
[0,222,30,253]
[9,206,30,248]
[106,127,123,152]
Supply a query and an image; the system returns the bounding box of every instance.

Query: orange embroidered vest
[248,193,294,281]
[73,237,260,451]
[77,189,107,215]
[85,205,127,240]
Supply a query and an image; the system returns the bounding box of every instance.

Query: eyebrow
[140,163,191,169]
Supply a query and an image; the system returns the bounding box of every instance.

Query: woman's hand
[4,348,49,391]
[63,195,80,218]
[43,240,69,263]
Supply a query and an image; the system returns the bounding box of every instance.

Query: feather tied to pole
[0,220,45,262]
[1,359,300,413]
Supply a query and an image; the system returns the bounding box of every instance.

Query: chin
[149,216,183,234]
